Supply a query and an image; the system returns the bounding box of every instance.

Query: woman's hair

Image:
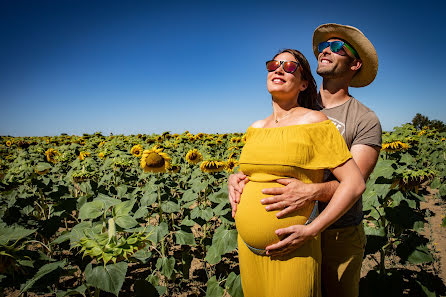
[273,49,319,110]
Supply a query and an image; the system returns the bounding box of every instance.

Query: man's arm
[261,143,380,218]
[266,157,366,256]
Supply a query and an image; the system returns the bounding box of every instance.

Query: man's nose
[321,45,332,55]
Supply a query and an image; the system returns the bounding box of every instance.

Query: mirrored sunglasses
[318,41,359,59]
[265,60,300,74]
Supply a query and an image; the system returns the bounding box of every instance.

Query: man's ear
[351,59,362,71]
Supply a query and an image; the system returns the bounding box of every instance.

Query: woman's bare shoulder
[302,110,328,124]
[249,119,266,128]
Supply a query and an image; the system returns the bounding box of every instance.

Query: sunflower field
[0,124,445,296]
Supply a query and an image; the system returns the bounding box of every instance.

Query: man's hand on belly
[261,178,317,218]
[265,224,316,257]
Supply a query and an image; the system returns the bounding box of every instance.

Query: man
[228,23,382,297]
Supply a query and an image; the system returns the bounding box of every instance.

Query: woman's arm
[265,158,365,256]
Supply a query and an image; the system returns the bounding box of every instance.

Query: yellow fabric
[235,120,352,297]
[321,224,366,297]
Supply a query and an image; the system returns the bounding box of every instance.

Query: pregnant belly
[235,181,314,250]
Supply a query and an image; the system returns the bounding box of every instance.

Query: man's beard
[317,64,337,78]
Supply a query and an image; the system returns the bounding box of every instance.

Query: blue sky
[1,0,444,136]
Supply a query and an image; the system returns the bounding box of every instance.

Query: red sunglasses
[266,60,300,74]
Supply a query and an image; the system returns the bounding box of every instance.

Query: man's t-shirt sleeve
[352,111,382,148]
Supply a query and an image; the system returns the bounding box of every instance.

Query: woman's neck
[271,97,299,119]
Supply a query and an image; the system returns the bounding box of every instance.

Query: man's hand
[265,224,316,257]
[261,178,317,218]
[228,171,249,218]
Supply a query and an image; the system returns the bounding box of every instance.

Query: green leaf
[206,276,224,297]
[182,189,197,202]
[141,192,157,206]
[205,225,237,264]
[55,284,87,297]
[147,222,169,244]
[51,231,71,245]
[399,153,415,165]
[213,202,230,216]
[191,180,207,192]
[175,230,196,246]
[371,159,395,179]
[407,245,434,264]
[439,184,446,198]
[113,200,135,217]
[225,272,243,297]
[0,225,36,245]
[416,281,436,297]
[362,189,379,212]
[69,221,92,247]
[79,200,104,220]
[115,215,138,229]
[181,217,197,227]
[373,183,391,199]
[79,181,93,195]
[85,262,128,296]
[155,256,175,279]
[95,193,121,209]
[131,247,152,264]
[191,206,214,221]
[21,260,66,293]
[363,224,385,237]
[134,206,148,219]
[208,187,229,204]
[161,201,180,213]
[36,162,52,172]
[430,177,441,189]
[116,184,128,198]
[390,191,404,207]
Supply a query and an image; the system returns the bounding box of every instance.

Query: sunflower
[35,168,50,175]
[98,141,106,147]
[140,146,171,173]
[131,144,143,157]
[200,160,225,173]
[228,151,238,159]
[98,152,105,159]
[185,149,203,164]
[78,151,91,160]
[5,140,12,147]
[155,135,163,143]
[225,158,238,173]
[382,141,410,152]
[45,148,60,163]
[168,164,180,173]
[230,137,241,144]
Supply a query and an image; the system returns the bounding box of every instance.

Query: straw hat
[312,23,378,87]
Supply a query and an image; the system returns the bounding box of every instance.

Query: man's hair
[273,49,319,110]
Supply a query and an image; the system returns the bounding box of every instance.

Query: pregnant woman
[234,49,365,297]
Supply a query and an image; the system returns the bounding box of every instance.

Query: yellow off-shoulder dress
[235,120,352,297]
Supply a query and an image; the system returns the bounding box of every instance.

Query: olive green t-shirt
[319,97,382,229]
